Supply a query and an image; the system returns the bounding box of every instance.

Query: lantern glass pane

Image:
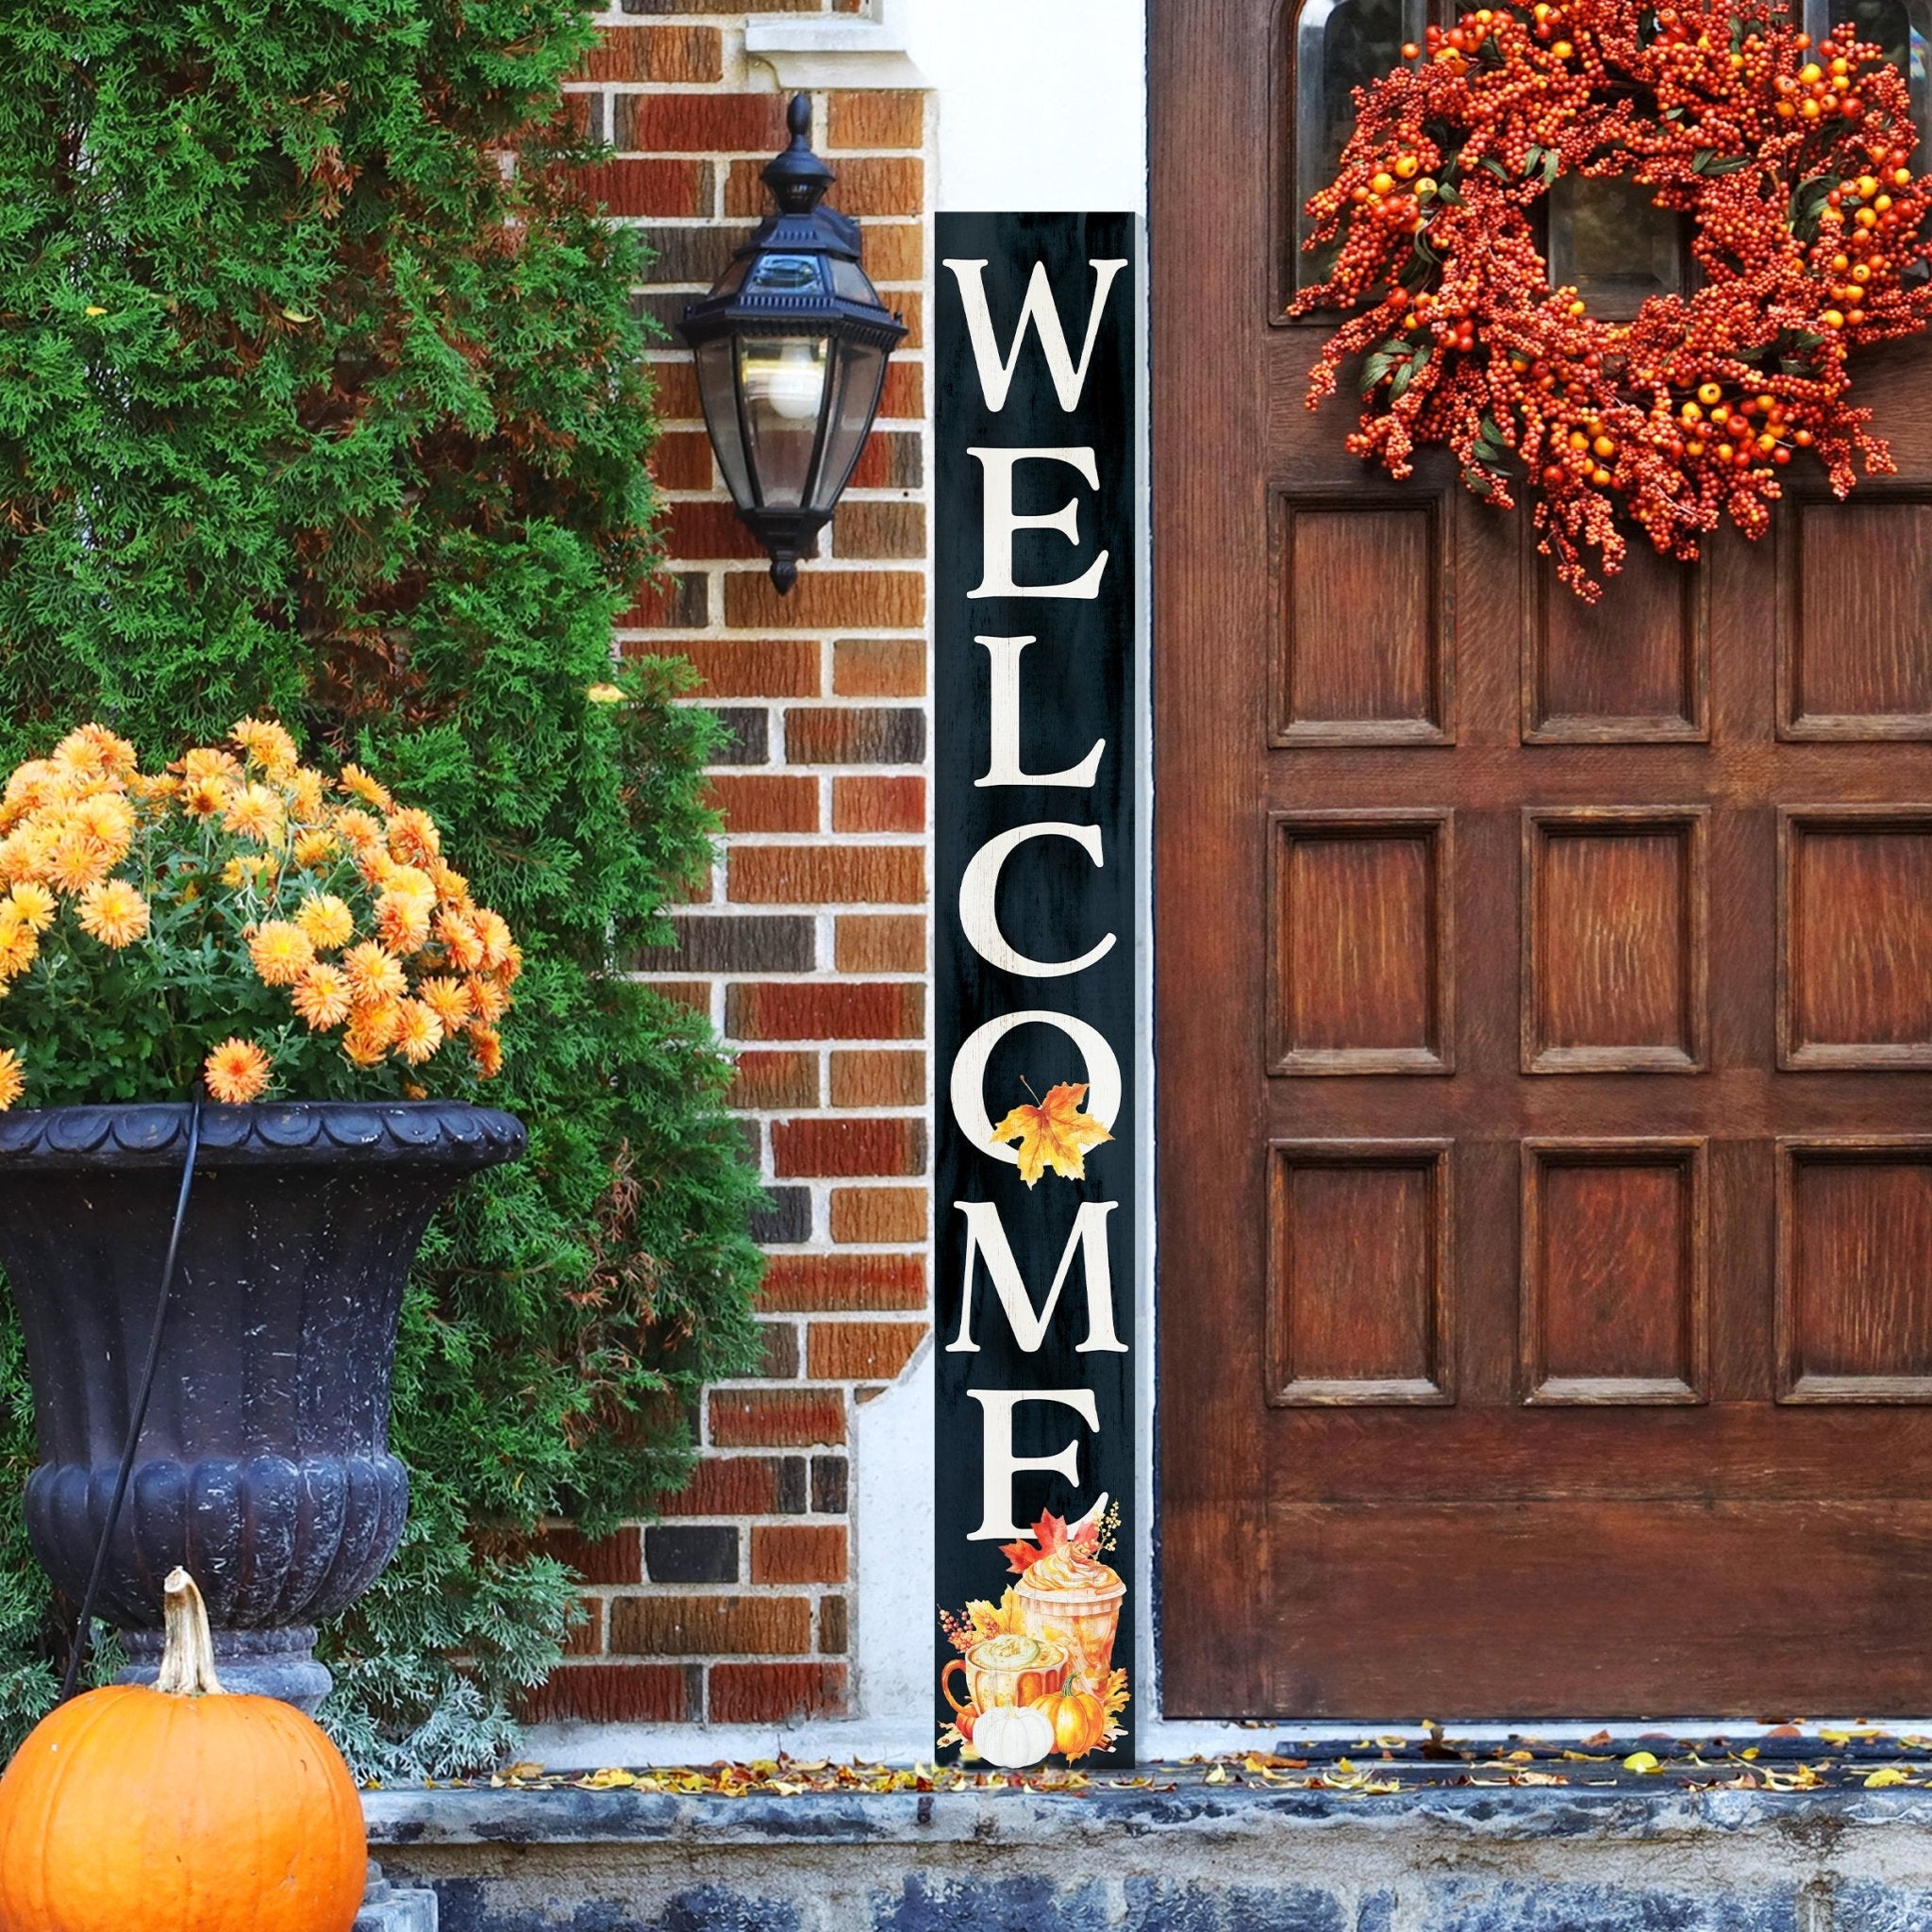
[746,253,829,294]
[830,257,884,305]
[738,334,832,509]
[693,339,754,510]
[808,339,890,514]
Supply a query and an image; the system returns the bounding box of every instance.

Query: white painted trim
[851,1337,935,1725]
[744,0,928,91]
[898,0,1148,213]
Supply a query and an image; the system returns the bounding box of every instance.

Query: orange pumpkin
[0,1568,367,1932]
[1033,1687,1108,1761]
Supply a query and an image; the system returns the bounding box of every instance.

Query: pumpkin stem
[156,1567,225,1697]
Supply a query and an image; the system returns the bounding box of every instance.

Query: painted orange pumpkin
[1033,1688,1108,1761]
[0,1568,367,1932]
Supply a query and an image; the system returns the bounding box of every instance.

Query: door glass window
[1293,0,1426,288]
[1805,0,1932,126]
[1546,175,1687,319]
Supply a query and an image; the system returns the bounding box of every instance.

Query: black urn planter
[0,1100,525,1707]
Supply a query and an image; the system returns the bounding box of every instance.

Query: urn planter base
[120,1623,331,1709]
[0,1101,526,1707]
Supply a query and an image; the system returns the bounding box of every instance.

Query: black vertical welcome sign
[933,214,1137,1772]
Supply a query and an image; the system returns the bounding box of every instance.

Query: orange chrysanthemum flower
[222,783,285,845]
[468,1024,504,1079]
[3,883,58,933]
[204,1037,272,1105]
[221,855,274,890]
[291,962,354,1031]
[375,889,432,955]
[416,975,473,1030]
[436,911,486,972]
[175,746,242,783]
[180,774,229,819]
[343,1000,403,1064]
[334,808,384,852]
[394,1000,445,1066]
[430,862,473,908]
[472,908,513,971]
[44,829,111,894]
[0,825,50,884]
[53,724,137,780]
[466,973,509,1024]
[385,808,441,867]
[73,793,136,855]
[291,828,338,868]
[247,920,315,987]
[342,941,408,1008]
[340,765,393,811]
[287,770,327,823]
[294,894,357,951]
[76,878,151,949]
[230,718,300,778]
[0,1048,24,1111]
[0,918,39,979]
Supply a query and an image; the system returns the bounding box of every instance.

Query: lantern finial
[762,93,836,216]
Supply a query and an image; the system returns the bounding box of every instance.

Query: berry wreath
[1292,0,1932,597]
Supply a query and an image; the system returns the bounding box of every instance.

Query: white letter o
[950,1010,1124,1168]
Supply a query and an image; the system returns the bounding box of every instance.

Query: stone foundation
[367,1775,1932,1931]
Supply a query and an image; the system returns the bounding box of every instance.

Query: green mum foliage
[0,0,763,1774]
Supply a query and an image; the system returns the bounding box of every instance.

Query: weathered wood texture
[1154,0,1932,1717]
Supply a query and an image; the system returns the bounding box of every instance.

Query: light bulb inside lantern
[742,338,829,424]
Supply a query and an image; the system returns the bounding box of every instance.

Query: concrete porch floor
[367,1762,1932,1931]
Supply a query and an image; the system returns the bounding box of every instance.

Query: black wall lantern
[679,95,907,592]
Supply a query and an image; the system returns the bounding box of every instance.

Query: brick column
[529,8,932,1732]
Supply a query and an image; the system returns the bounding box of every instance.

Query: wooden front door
[1155,0,1932,1717]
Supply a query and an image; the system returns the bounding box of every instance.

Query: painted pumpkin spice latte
[1014,1541,1124,1698]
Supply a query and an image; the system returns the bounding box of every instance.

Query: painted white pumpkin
[972,1701,1055,1770]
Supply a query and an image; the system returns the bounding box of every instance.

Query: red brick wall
[537,9,931,1731]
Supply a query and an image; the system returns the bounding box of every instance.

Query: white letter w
[941,258,1128,414]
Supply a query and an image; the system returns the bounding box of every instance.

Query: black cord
[58,1087,204,1704]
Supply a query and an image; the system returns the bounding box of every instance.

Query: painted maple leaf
[990,1080,1113,1188]
[1000,1501,1103,1577]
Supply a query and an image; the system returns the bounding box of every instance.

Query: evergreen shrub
[0,0,762,1775]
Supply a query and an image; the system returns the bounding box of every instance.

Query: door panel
[1156,0,1932,1715]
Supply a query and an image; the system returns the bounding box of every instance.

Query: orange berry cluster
[1292,0,1932,597]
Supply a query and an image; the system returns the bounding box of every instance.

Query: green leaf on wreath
[1789,175,1832,239]
[1390,346,1431,401]
[1360,351,1400,394]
